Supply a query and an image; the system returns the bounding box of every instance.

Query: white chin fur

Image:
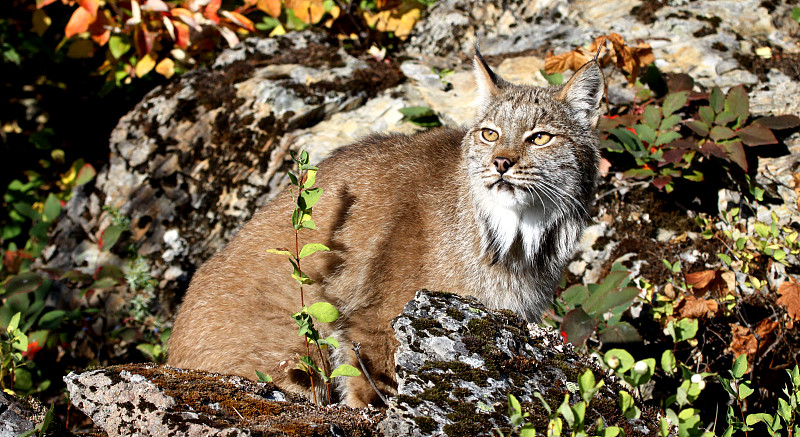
[478,185,553,260]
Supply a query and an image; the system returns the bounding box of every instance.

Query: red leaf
[698,141,729,160]
[652,176,672,190]
[723,140,748,171]
[755,114,800,130]
[738,123,778,146]
[661,148,688,165]
[65,6,96,38]
[134,25,155,56]
[37,0,59,8]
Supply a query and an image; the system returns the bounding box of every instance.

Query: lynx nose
[493,156,515,175]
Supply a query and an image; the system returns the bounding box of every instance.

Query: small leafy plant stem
[267,150,360,405]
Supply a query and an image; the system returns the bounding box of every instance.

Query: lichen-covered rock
[0,391,44,437]
[64,364,384,436]
[382,290,661,436]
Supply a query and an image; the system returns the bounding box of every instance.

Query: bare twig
[351,342,389,405]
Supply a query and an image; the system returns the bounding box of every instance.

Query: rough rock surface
[66,292,659,436]
[65,364,384,436]
[382,290,660,436]
[0,391,45,437]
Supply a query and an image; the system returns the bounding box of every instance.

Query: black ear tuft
[473,44,504,108]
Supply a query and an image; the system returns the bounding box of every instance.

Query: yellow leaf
[155,57,175,79]
[135,53,157,78]
[269,24,286,36]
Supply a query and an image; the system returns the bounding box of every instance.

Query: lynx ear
[473,45,505,108]
[557,60,604,127]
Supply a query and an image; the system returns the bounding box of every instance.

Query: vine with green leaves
[266,150,360,405]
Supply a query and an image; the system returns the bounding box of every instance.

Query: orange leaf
[221,10,255,31]
[685,270,716,290]
[89,8,112,45]
[76,0,99,16]
[203,0,221,23]
[173,21,191,49]
[777,279,800,321]
[287,0,325,24]
[678,295,719,319]
[65,6,96,38]
[544,48,592,74]
[256,0,282,18]
[728,319,780,359]
[155,57,175,78]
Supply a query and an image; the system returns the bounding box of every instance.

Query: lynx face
[464,53,603,263]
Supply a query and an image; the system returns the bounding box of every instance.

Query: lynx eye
[481,128,499,142]
[529,132,553,146]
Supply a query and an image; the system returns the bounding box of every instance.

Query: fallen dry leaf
[685,270,716,290]
[777,279,800,321]
[728,319,780,358]
[544,33,655,84]
[678,295,719,319]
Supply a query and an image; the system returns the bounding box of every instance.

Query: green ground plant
[267,150,360,405]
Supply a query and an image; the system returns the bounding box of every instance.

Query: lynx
[168,49,604,408]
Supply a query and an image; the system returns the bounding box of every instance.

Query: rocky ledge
[63,291,660,436]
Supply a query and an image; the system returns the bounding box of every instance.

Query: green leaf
[330,364,361,378]
[754,222,770,239]
[718,253,732,265]
[609,128,644,152]
[674,318,698,342]
[519,426,536,437]
[561,284,589,306]
[319,336,340,349]
[87,277,119,291]
[699,106,715,125]
[298,188,323,210]
[307,302,339,323]
[42,193,62,223]
[399,106,442,127]
[710,126,736,141]
[663,91,688,117]
[660,114,682,131]
[288,172,299,186]
[75,163,97,186]
[540,69,563,86]
[508,392,522,417]
[302,169,317,189]
[38,310,66,329]
[255,370,273,382]
[108,35,131,59]
[710,87,725,113]
[738,382,754,400]
[605,348,635,373]
[267,249,294,257]
[101,225,126,251]
[578,369,597,403]
[732,353,749,379]
[300,219,316,230]
[13,202,40,221]
[3,272,43,297]
[560,308,596,346]
[644,105,662,130]
[716,110,738,126]
[686,121,709,137]
[655,131,682,146]
[599,321,642,344]
[634,124,657,144]
[7,312,21,333]
[725,85,749,126]
[298,243,330,259]
[793,7,800,23]
[661,349,677,374]
[291,268,315,285]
